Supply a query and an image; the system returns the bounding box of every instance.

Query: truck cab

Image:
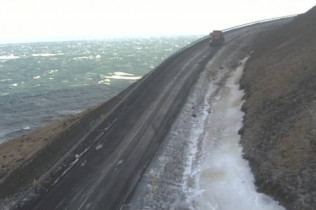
[210,30,225,46]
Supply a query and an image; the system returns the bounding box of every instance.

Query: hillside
[240,6,316,210]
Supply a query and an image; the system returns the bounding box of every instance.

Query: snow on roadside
[125,55,286,210]
[195,57,285,210]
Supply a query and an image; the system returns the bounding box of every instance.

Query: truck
[209,30,225,46]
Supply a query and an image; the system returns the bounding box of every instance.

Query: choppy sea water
[0,36,202,143]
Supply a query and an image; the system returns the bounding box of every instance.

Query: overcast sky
[0,0,315,43]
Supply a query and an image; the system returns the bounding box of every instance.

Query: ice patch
[196,57,285,210]
[124,55,228,210]
[117,160,124,165]
[81,160,87,167]
[95,143,103,150]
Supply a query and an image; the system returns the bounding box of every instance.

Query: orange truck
[209,30,225,46]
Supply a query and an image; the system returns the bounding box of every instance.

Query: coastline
[0,80,135,206]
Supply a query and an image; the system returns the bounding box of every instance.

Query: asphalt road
[14,38,216,210]
[13,18,293,210]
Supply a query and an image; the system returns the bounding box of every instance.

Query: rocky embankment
[240,6,316,210]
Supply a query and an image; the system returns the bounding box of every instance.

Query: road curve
[13,18,292,210]
[14,37,216,210]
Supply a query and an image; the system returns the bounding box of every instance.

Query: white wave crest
[0,55,20,60]
[113,72,134,76]
[49,70,58,74]
[98,79,111,85]
[105,75,141,80]
[32,53,56,57]
[104,72,141,80]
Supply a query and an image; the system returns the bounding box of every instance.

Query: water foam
[49,70,58,74]
[104,72,141,80]
[98,79,111,85]
[113,72,134,76]
[32,53,56,57]
[0,55,20,60]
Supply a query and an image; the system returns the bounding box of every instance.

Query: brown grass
[0,110,86,184]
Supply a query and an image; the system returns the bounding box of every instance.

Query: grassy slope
[0,90,125,201]
[240,6,316,210]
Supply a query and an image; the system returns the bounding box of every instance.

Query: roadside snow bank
[196,57,285,210]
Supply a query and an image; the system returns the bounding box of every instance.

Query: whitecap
[113,72,134,76]
[32,53,56,57]
[1,79,12,82]
[104,75,141,80]
[73,56,90,60]
[49,70,58,74]
[95,55,101,59]
[10,83,18,87]
[98,79,111,85]
[33,76,41,79]
[0,54,20,60]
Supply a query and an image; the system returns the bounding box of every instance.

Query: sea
[0,36,202,143]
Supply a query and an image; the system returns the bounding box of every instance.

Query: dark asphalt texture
[11,18,294,210]
[15,38,216,210]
